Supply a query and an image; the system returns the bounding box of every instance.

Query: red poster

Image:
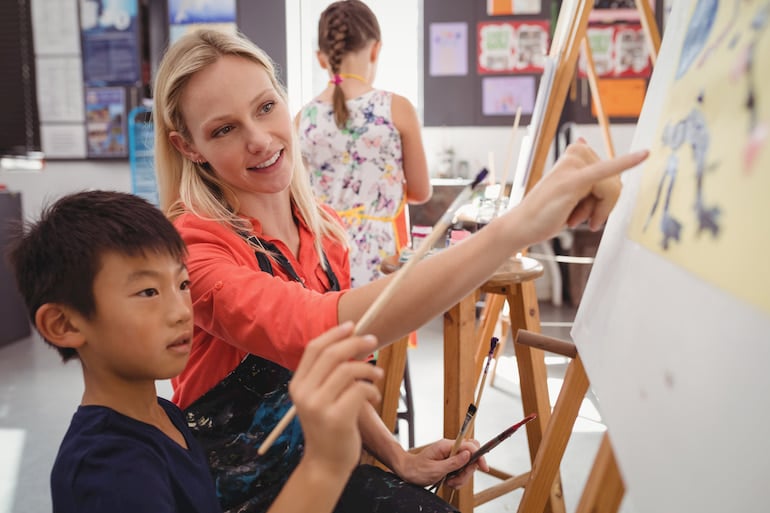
[477,20,550,74]
[579,23,652,78]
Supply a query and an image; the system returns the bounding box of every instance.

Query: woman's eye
[138,288,159,297]
[261,101,275,114]
[213,125,233,137]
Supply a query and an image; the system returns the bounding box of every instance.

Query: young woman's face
[175,55,295,199]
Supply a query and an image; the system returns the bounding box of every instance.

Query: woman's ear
[169,131,202,163]
[35,303,86,351]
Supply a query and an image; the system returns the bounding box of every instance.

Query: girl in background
[297,0,431,287]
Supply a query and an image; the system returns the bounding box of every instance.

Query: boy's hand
[289,322,383,475]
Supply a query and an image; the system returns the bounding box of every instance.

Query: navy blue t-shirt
[51,397,221,513]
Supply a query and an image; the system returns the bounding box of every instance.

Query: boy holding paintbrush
[9,190,386,513]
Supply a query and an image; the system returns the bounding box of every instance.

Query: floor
[0,301,635,513]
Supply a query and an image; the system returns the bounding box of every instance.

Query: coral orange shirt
[171,209,351,410]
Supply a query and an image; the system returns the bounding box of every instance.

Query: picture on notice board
[627,2,770,314]
[481,76,536,116]
[79,0,141,85]
[85,86,127,158]
[478,21,550,74]
[168,0,236,44]
[578,24,652,77]
[487,0,542,16]
[429,22,468,76]
[589,0,654,23]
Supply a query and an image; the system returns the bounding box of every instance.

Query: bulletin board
[423,0,551,127]
[562,0,665,124]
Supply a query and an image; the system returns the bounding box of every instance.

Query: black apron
[185,235,458,513]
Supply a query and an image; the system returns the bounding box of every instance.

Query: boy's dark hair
[9,190,187,362]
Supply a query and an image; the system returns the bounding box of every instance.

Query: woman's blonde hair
[153,29,347,262]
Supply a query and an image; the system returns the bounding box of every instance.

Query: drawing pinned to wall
[627,0,770,314]
[478,20,550,74]
[579,24,652,77]
[85,86,127,158]
[487,0,542,16]
[168,0,236,44]
[429,22,468,76]
[481,76,535,116]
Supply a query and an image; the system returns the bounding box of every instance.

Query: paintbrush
[257,168,490,456]
[434,337,498,495]
[473,337,499,414]
[444,412,537,482]
[430,403,477,494]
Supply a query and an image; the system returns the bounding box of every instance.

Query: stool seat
[482,255,543,290]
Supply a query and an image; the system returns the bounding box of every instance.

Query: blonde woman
[153,29,646,513]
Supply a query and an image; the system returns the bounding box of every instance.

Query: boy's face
[75,250,193,381]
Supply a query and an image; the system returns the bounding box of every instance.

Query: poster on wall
[85,87,128,158]
[478,21,550,74]
[481,76,536,116]
[79,0,141,85]
[487,0,541,16]
[579,23,652,77]
[168,0,237,44]
[589,0,655,23]
[429,22,468,76]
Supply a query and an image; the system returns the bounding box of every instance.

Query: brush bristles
[470,168,489,189]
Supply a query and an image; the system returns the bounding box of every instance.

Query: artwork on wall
[627,0,770,314]
[85,86,128,158]
[429,22,469,76]
[477,20,550,73]
[481,75,536,115]
[486,0,542,16]
[579,23,652,77]
[168,0,236,44]
[79,0,141,85]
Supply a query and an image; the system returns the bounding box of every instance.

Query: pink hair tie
[331,74,343,85]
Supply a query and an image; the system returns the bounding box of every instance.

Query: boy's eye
[138,288,159,297]
[180,279,191,291]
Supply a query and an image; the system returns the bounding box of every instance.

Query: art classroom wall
[572,1,770,512]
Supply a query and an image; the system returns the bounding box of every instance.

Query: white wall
[0,160,131,221]
[0,123,637,221]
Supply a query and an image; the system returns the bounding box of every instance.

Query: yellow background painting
[628,1,770,314]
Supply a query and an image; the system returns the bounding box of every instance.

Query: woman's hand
[512,141,648,246]
[289,322,383,475]
[394,438,489,489]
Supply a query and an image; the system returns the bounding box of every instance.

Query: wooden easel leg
[516,356,590,513]
[361,335,410,469]
[375,336,409,432]
[508,282,567,513]
[442,291,479,512]
[575,433,625,513]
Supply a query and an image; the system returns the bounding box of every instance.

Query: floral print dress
[298,89,409,288]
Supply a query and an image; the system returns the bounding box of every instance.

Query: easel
[462,1,662,512]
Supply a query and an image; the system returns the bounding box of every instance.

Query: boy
[9,190,383,513]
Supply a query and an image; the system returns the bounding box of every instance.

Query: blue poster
[80,0,141,85]
[168,0,237,44]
